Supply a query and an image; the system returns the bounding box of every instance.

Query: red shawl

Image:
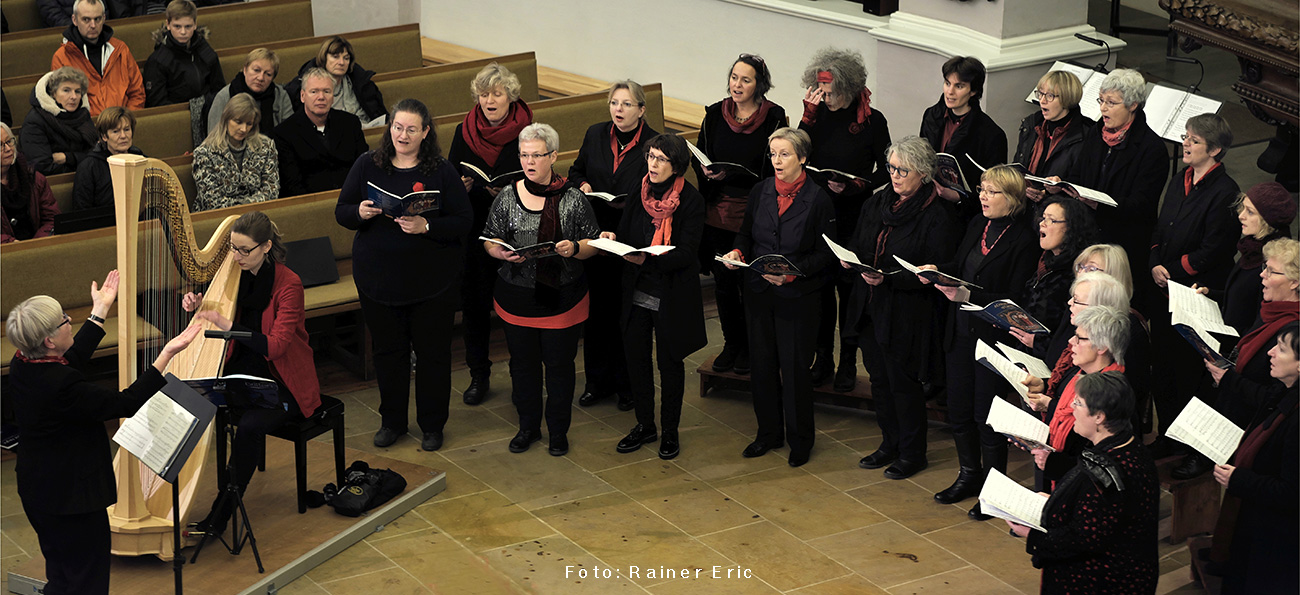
[460,100,533,166]
[1236,300,1300,373]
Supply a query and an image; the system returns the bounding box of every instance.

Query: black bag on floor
[323,460,407,517]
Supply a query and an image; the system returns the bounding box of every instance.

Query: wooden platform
[7,441,445,595]
[696,354,950,423]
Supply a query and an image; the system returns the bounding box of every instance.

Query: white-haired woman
[192,92,279,211]
[482,122,600,457]
[20,66,97,176]
[449,62,535,407]
[8,272,200,595]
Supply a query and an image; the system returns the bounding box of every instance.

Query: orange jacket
[51,28,145,116]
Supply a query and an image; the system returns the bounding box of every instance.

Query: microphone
[204,329,253,340]
[1074,33,1112,74]
[1166,55,1205,94]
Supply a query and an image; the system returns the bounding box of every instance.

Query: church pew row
[1,0,44,31]
[0,0,314,78]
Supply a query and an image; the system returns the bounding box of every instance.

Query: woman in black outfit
[336,98,473,452]
[920,165,1039,510]
[20,67,97,177]
[721,127,836,468]
[1007,197,1099,360]
[72,106,143,211]
[1013,70,1090,203]
[608,134,706,460]
[696,53,786,377]
[1210,323,1298,594]
[569,80,658,411]
[8,273,201,595]
[919,55,1007,222]
[284,35,387,126]
[798,47,891,391]
[847,135,958,480]
[449,62,533,406]
[142,0,224,108]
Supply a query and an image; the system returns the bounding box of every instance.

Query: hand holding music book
[894,255,983,289]
[823,234,897,277]
[686,141,759,180]
[805,166,864,185]
[996,342,1052,378]
[588,237,675,257]
[460,162,524,186]
[979,469,1049,533]
[1168,281,1238,368]
[714,253,804,277]
[961,299,1050,334]
[1023,175,1118,207]
[934,153,970,193]
[1166,397,1244,466]
[987,395,1055,452]
[366,182,440,218]
[480,236,559,259]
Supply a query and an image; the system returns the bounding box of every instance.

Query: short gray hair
[768,127,811,160]
[300,67,334,88]
[885,135,937,183]
[518,122,559,153]
[1185,113,1233,162]
[1098,68,1147,108]
[6,295,64,358]
[1072,271,1129,312]
[471,62,521,103]
[1076,305,1129,366]
[800,47,867,106]
[72,0,103,17]
[46,66,89,98]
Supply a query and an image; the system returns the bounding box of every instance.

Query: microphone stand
[1162,55,1207,184]
[1074,33,1112,74]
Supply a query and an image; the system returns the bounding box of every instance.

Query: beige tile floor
[0,317,1211,594]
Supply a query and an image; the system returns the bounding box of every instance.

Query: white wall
[313,0,420,36]
[419,0,888,127]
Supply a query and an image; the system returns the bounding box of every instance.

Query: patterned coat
[191,138,279,211]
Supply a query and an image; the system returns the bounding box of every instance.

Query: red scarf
[1028,117,1072,175]
[609,121,645,173]
[1183,161,1222,196]
[1235,300,1300,372]
[1049,361,1124,452]
[641,174,683,246]
[722,98,775,134]
[1100,117,1133,147]
[774,170,806,216]
[14,351,69,365]
[460,100,533,167]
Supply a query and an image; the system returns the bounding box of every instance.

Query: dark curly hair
[372,98,442,175]
[1039,196,1098,269]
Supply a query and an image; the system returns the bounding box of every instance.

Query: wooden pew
[0,0,314,79]
[1,0,44,32]
[215,24,424,86]
[44,155,193,215]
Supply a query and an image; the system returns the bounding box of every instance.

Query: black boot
[810,348,834,387]
[832,346,857,392]
[934,430,982,504]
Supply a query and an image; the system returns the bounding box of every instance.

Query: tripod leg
[188,485,232,563]
[232,492,264,573]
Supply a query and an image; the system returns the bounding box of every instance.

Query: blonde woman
[192,93,279,211]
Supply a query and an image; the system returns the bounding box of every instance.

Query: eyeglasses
[1264,267,1286,277]
[1076,263,1104,273]
[0,139,14,149]
[767,151,796,160]
[1039,216,1066,226]
[230,241,262,256]
[886,164,911,178]
[1180,134,1204,145]
[390,123,423,136]
[1096,97,1125,109]
[519,151,555,162]
[1033,89,1059,103]
[646,153,671,165]
[1069,297,1089,308]
[978,187,1003,196]
[1071,397,1085,409]
[609,100,642,110]
[56,314,71,330]
[1070,333,1091,344]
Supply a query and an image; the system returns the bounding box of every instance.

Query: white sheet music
[685,140,713,167]
[1025,61,1103,122]
[1166,397,1245,466]
[978,469,1049,533]
[988,397,1054,451]
[823,234,864,267]
[1168,281,1238,336]
[588,238,674,257]
[893,255,922,274]
[976,339,1031,399]
[996,342,1052,378]
[1145,85,1223,142]
[112,391,198,477]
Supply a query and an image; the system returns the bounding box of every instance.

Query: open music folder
[112,374,218,483]
[987,396,1055,452]
[1024,61,1105,122]
[1144,85,1223,143]
[978,469,1049,533]
[1166,397,1245,466]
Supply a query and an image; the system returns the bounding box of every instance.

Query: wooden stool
[1157,456,1222,544]
[255,395,348,513]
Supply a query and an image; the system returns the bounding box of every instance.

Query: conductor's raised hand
[395,215,427,235]
[181,292,203,312]
[152,323,204,371]
[90,269,120,316]
[358,199,382,220]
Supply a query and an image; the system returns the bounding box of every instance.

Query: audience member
[207,48,293,137]
[50,0,146,116]
[273,68,367,197]
[142,0,225,108]
[285,36,386,127]
[20,67,98,176]
[1,123,59,243]
[71,106,142,211]
[192,93,279,211]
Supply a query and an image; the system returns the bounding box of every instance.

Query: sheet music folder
[114,374,218,483]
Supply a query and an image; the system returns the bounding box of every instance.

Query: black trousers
[945,331,1008,464]
[582,256,629,395]
[460,242,497,377]
[624,305,684,431]
[26,508,110,595]
[702,225,746,350]
[859,319,928,460]
[815,272,858,356]
[227,396,299,492]
[359,292,454,434]
[1149,309,1204,434]
[746,288,819,454]
[504,320,582,436]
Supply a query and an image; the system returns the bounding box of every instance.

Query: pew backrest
[216,24,425,85]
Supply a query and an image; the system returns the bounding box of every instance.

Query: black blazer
[733,176,836,298]
[937,213,1041,347]
[272,109,369,198]
[1149,164,1239,290]
[1012,106,1090,179]
[568,121,659,232]
[617,180,708,361]
[920,97,1008,220]
[10,322,167,515]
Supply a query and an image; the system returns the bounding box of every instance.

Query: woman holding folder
[1008,371,1159,594]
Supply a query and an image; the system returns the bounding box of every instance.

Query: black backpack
[320,460,406,517]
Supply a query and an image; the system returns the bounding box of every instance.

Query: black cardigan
[1012,106,1090,179]
[919,97,1008,221]
[1149,164,1240,290]
[733,176,836,299]
[272,109,369,197]
[616,180,708,361]
[693,100,786,202]
[11,322,167,515]
[142,28,225,108]
[937,212,1041,348]
[567,120,658,232]
[799,100,891,240]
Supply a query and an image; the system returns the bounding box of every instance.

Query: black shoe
[616,424,658,453]
[548,434,569,456]
[934,466,983,504]
[463,375,489,405]
[832,362,856,392]
[712,346,738,373]
[1145,435,1184,460]
[810,350,833,387]
[732,350,750,375]
[578,390,608,407]
[658,430,680,460]
[1171,452,1213,480]
[191,499,232,537]
[616,392,635,411]
[968,501,993,521]
[858,449,898,470]
[788,449,811,467]
[742,439,782,458]
[884,458,928,480]
[373,427,403,448]
[421,431,444,452]
[508,429,542,453]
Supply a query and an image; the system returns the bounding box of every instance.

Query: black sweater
[567,121,658,232]
[448,123,522,238]
[1149,164,1240,290]
[937,212,1041,348]
[693,100,787,202]
[799,99,891,240]
[919,97,1008,221]
[72,143,144,210]
[1012,106,1090,179]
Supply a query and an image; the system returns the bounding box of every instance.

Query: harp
[106,154,241,558]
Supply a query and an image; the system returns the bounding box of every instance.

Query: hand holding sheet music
[976,340,1032,399]
[979,469,1049,533]
[987,396,1055,452]
[996,342,1052,378]
[1168,281,1238,337]
[588,237,675,257]
[894,255,983,289]
[1166,397,1244,466]
[823,234,895,277]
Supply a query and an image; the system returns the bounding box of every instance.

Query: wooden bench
[215,24,425,86]
[1156,455,1223,544]
[1,0,44,32]
[1,0,315,79]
